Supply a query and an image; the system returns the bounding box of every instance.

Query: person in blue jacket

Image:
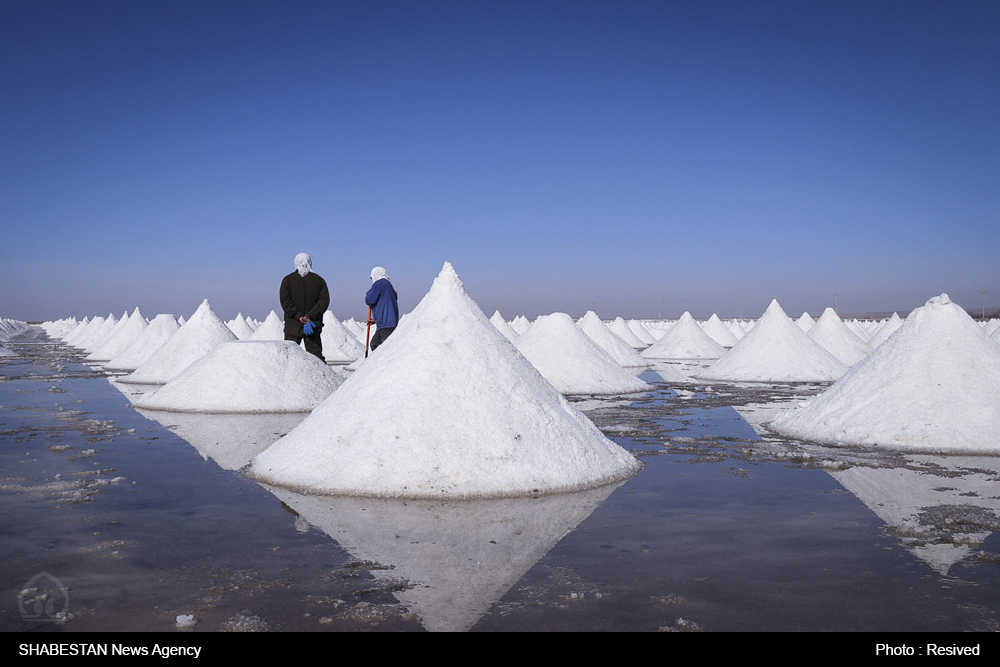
[365,266,399,352]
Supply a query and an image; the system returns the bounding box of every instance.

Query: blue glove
[303,320,315,335]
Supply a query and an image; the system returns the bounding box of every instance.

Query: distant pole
[984,289,987,319]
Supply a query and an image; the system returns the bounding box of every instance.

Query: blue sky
[2,1,998,322]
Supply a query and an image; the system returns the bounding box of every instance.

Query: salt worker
[365,266,399,352]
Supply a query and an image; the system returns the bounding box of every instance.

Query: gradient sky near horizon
[2,0,998,322]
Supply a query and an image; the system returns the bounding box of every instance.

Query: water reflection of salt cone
[265,481,622,632]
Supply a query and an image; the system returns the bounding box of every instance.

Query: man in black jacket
[279,252,330,361]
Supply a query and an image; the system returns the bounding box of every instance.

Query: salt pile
[105,314,180,372]
[248,310,284,341]
[70,314,112,351]
[697,300,847,382]
[769,294,1000,453]
[575,311,648,368]
[515,313,652,395]
[867,312,904,348]
[641,312,726,360]
[86,307,148,361]
[490,310,520,344]
[627,319,657,344]
[248,262,641,499]
[807,307,872,366]
[320,311,364,362]
[509,315,531,335]
[701,314,739,348]
[608,317,647,349]
[226,313,256,340]
[121,300,236,384]
[133,340,343,413]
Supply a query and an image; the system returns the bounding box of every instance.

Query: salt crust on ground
[641,311,726,359]
[248,262,641,499]
[515,312,652,395]
[697,299,848,382]
[133,340,344,413]
[769,294,1000,453]
[121,300,236,384]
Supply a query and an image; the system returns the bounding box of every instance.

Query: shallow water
[2,330,999,632]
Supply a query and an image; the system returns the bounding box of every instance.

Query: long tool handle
[365,306,372,358]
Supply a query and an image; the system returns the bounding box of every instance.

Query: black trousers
[285,327,324,362]
[369,327,395,352]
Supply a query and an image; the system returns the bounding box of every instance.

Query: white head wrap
[370,266,389,283]
[295,253,312,277]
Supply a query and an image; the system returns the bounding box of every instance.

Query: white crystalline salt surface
[515,312,652,395]
[807,307,872,366]
[133,340,344,413]
[608,317,648,349]
[641,312,726,360]
[248,262,641,499]
[770,294,1000,453]
[867,313,904,348]
[226,313,256,340]
[490,310,521,344]
[121,300,236,384]
[701,314,739,348]
[576,311,648,367]
[248,310,284,341]
[105,314,180,371]
[87,307,148,361]
[321,310,364,362]
[697,299,847,382]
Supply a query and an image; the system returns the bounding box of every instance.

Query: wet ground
[2,327,999,633]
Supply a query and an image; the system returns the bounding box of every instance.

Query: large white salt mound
[641,312,726,359]
[122,300,236,384]
[133,341,344,413]
[248,262,641,499]
[515,313,652,395]
[697,300,848,382]
[769,295,1000,453]
[576,311,648,368]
